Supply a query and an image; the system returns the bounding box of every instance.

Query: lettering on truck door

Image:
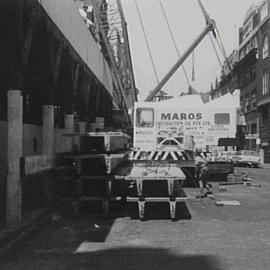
[134,107,155,151]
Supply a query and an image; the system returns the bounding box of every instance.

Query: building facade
[211,0,270,162]
[238,0,270,162]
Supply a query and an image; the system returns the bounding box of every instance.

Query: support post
[64,113,74,152]
[65,114,74,133]
[42,105,55,165]
[78,121,86,133]
[6,90,23,227]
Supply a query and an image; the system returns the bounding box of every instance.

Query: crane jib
[145,20,215,102]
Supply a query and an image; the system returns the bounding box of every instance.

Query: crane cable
[134,0,160,84]
[215,27,232,72]
[208,34,223,68]
[158,0,191,88]
[196,0,232,73]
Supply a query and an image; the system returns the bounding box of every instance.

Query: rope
[158,0,191,88]
[134,0,159,84]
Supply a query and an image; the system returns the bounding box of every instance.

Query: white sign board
[155,108,236,149]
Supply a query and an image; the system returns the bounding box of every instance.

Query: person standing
[194,147,212,197]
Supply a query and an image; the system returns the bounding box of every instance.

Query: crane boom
[145,16,216,102]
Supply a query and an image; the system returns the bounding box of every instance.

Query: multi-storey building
[256,1,270,162]
[211,0,270,162]
[239,0,270,162]
[210,50,239,100]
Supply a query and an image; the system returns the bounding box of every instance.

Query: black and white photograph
[0,0,270,269]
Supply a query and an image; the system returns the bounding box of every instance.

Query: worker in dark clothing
[194,147,212,197]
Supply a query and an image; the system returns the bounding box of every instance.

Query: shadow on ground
[0,247,221,270]
[74,247,220,270]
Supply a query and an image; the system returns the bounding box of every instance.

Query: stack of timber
[61,132,131,216]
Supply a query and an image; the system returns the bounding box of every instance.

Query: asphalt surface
[0,167,270,270]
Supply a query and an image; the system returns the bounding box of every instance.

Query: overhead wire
[158,0,191,88]
[134,0,160,84]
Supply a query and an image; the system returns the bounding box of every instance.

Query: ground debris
[243,182,262,187]
[218,186,227,191]
[206,194,215,199]
[215,200,241,206]
[219,181,244,186]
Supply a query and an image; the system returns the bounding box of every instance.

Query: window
[250,66,256,80]
[262,36,269,59]
[251,91,257,110]
[251,123,257,134]
[262,70,269,95]
[239,49,245,60]
[136,108,154,127]
[246,69,251,82]
[240,96,245,113]
[214,113,230,125]
[261,1,268,21]
[253,36,258,49]
[245,95,250,113]
[239,73,245,87]
[261,105,268,121]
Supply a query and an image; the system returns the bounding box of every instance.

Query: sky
[121,0,260,101]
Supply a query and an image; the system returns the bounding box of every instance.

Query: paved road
[0,167,270,270]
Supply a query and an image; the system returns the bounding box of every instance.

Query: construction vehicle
[61,0,238,220]
[134,93,239,152]
[124,0,242,219]
[130,0,239,167]
[132,90,240,179]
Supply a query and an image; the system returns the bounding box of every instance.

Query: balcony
[235,48,258,72]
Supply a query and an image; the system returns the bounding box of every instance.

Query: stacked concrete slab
[61,132,131,216]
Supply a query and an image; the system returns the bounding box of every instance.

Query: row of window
[239,35,269,61]
[238,66,256,88]
[245,123,258,134]
[240,91,257,113]
[239,0,268,55]
[239,36,258,60]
